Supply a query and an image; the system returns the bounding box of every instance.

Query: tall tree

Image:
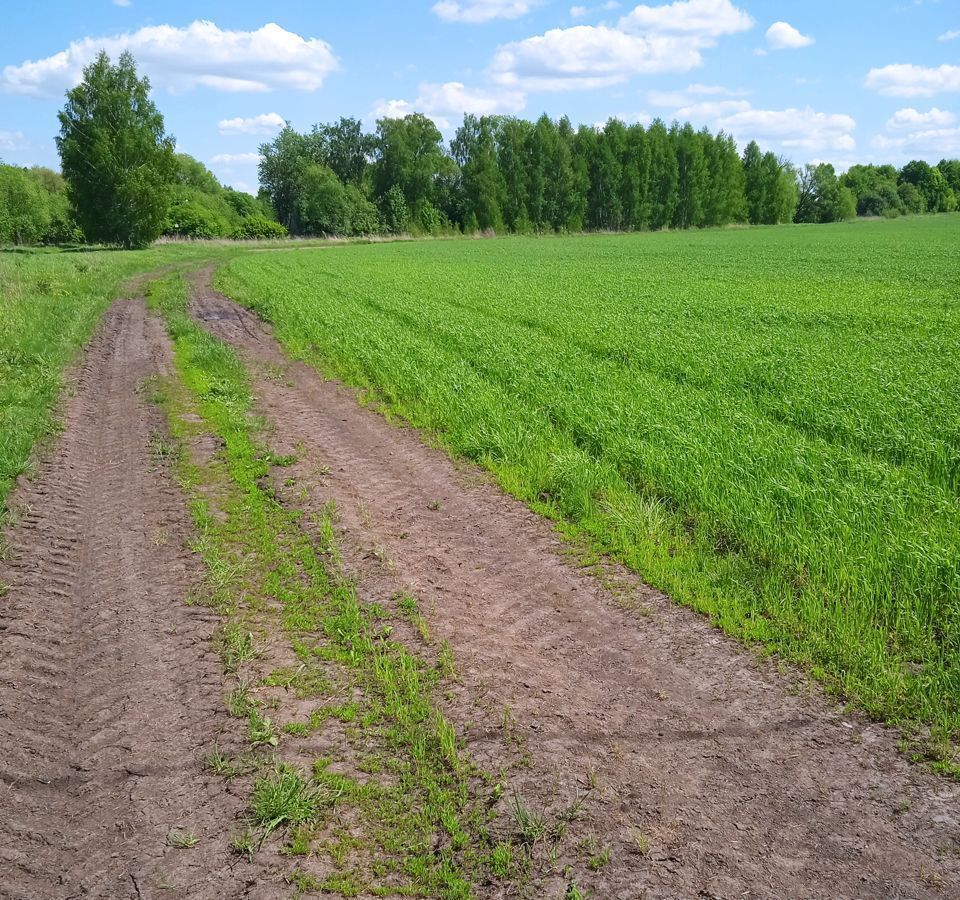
[259,126,310,232]
[495,117,534,231]
[672,122,708,229]
[312,117,373,186]
[452,115,506,231]
[57,51,176,248]
[647,119,678,229]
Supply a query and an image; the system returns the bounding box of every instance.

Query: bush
[0,165,51,244]
[233,215,287,240]
[164,200,230,239]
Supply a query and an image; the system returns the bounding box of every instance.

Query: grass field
[216,216,960,752]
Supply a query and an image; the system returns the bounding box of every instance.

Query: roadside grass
[0,244,232,516]
[215,218,960,773]
[147,272,564,896]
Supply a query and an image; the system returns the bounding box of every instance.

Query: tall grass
[217,216,960,755]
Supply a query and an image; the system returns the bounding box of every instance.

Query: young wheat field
[216,216,960,745]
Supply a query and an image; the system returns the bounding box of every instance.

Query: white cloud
[653,94,856,156]
[371,81,526,128]
[218,112,286,135]
[715,106,855,153]
[113,0,132,7]
[618,0,753,37]
[864,64,960,98]
[938,30,960,42]
[0,130,28,151]
[872,128,960,156]
[491,25,703,90]
[210,152,262,166]
[432,0,538,23]
[885,107,956,130]
[673,99,752,118]
[0,21,338,98]
[571,5,588,16]
[490,1,751,91]
[765,21,814,50]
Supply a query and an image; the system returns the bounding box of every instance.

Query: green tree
[57,51,176,248]
[840,164,902,217]
[259,125,310,232]
[579,121,624,230]
[671,123,708,229]
[312,117,374,186]
[373,114,448,223]
[0,165,51,244]
[452,115,506,231]
[899,160,956,212]
[647,119,678,229]
[620,123,651,230]
[795,163,855,223]
[495,117,534,231]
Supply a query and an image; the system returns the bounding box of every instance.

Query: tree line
[260,113,959,238]
[1,52,958,248]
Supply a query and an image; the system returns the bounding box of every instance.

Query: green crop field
[216,216,960,751]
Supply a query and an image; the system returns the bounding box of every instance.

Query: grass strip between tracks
[146,272,522,898]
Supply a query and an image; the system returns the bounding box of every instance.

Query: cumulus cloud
[371,81,526,128]
[872,128,960,156]
[491,25,702,90]
[618,0,753,37]
[885,107,956,130]
[210,152,262,166]
[715,107,855,152]
[765,21,814,50]
[645,83,852,155]
[218,112,286,135]
[0,130,28,151]
[432,0,539,23]
[490,0,751,91]
[938,30,960,42]
[0,21,338,98]
[864,64,960,98]
[871,106,960,157]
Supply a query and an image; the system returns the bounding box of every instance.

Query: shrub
[233,215,287,240]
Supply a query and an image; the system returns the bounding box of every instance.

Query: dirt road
[0,295,250,899]
[2,268,958,899]
[190,269,960,899]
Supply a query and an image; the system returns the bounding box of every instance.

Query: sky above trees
[1,0,958,194]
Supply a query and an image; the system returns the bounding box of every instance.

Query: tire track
[0,296,252,899]
[191,269,960,900]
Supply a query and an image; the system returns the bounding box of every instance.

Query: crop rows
[218,216,960,747]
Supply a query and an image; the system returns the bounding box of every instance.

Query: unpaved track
[0,295,250,899]
[191,270,960,899]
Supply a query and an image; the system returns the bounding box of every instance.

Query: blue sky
[1,0,958,192]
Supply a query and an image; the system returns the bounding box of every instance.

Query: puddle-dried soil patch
[0,294,257,899]
[190,268,960,899]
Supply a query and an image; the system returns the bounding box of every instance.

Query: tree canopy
[57,51,177,249]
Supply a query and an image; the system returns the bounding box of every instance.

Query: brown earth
[0,293,263,899]
[190,269,960,900]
